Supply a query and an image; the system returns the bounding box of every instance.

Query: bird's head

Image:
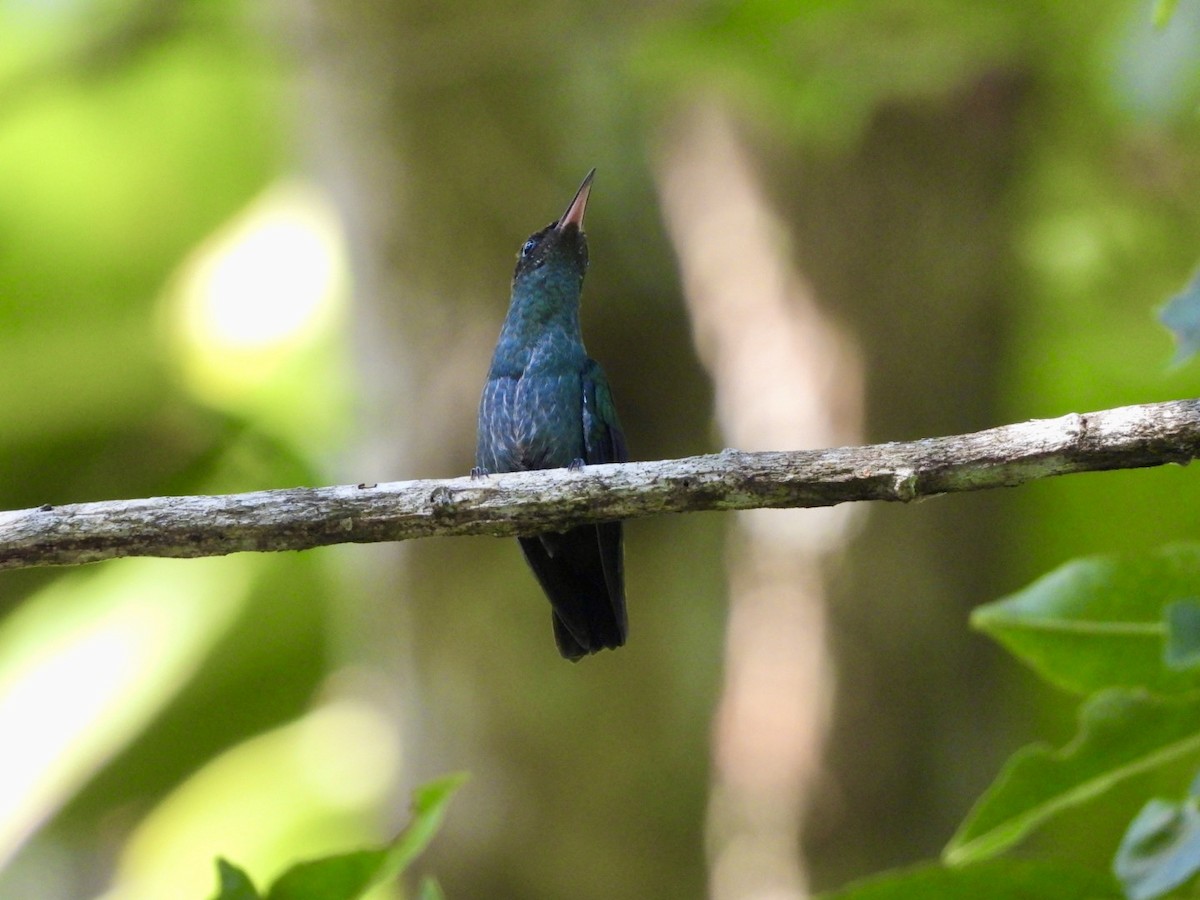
[512,169,594,291]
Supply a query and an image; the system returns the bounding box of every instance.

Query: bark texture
[2,399,1196,570]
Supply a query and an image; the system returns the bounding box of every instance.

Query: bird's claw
[470,466,489,480]
[568,458,586,472]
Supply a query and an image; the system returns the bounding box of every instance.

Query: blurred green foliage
[211,773,465,900]
[820,859,1120,900]
[1,0,1200,898]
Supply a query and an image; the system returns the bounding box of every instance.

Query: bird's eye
[521,238,537,258]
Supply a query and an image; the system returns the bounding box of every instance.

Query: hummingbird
[474,170,628,661]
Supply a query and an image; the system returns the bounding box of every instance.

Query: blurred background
[2,1,1200,898]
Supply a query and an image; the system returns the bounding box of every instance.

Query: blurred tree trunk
[657,106,863,900]
[287,4,714,899]
[289,0,441,862]
[654,70,1026,896]
[782,74,1028,886]
[286,1,1026,894]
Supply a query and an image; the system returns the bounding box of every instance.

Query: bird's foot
[568,458,586,471]
[469,466,489,480]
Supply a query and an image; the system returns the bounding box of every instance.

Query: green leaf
[818,859,1120,899]
[972,545,1200,694]
[211,859,261,900]
[265,851,385,900]
[384,772,470,878]
[944,690,1200,865]
[1114,795,1200,900]
[417,877,446,900]
[1165,600,1200,671]
[1154,0,1181,30]
[263,772,468,900]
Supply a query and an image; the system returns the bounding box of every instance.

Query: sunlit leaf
[211,859,260,900]
[1160,269,1200,365]
[261,773,468,900]
[264,850,384,900]
[1114,795,1200,900]
[1165,600,1200,671]
[944,690,1200,865]
[972,545,1200,694]
[818,858,1120,899]
[385,773,470,877]
[107,701,401,900]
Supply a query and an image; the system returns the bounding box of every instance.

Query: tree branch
[2,399,1197,571]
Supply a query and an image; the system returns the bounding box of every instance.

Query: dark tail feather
[551,612,590,662]
[519,523,626,661]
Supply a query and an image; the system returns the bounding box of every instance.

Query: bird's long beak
[556,168,595,233]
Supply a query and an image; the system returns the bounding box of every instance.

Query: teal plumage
[474,171,628,660]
